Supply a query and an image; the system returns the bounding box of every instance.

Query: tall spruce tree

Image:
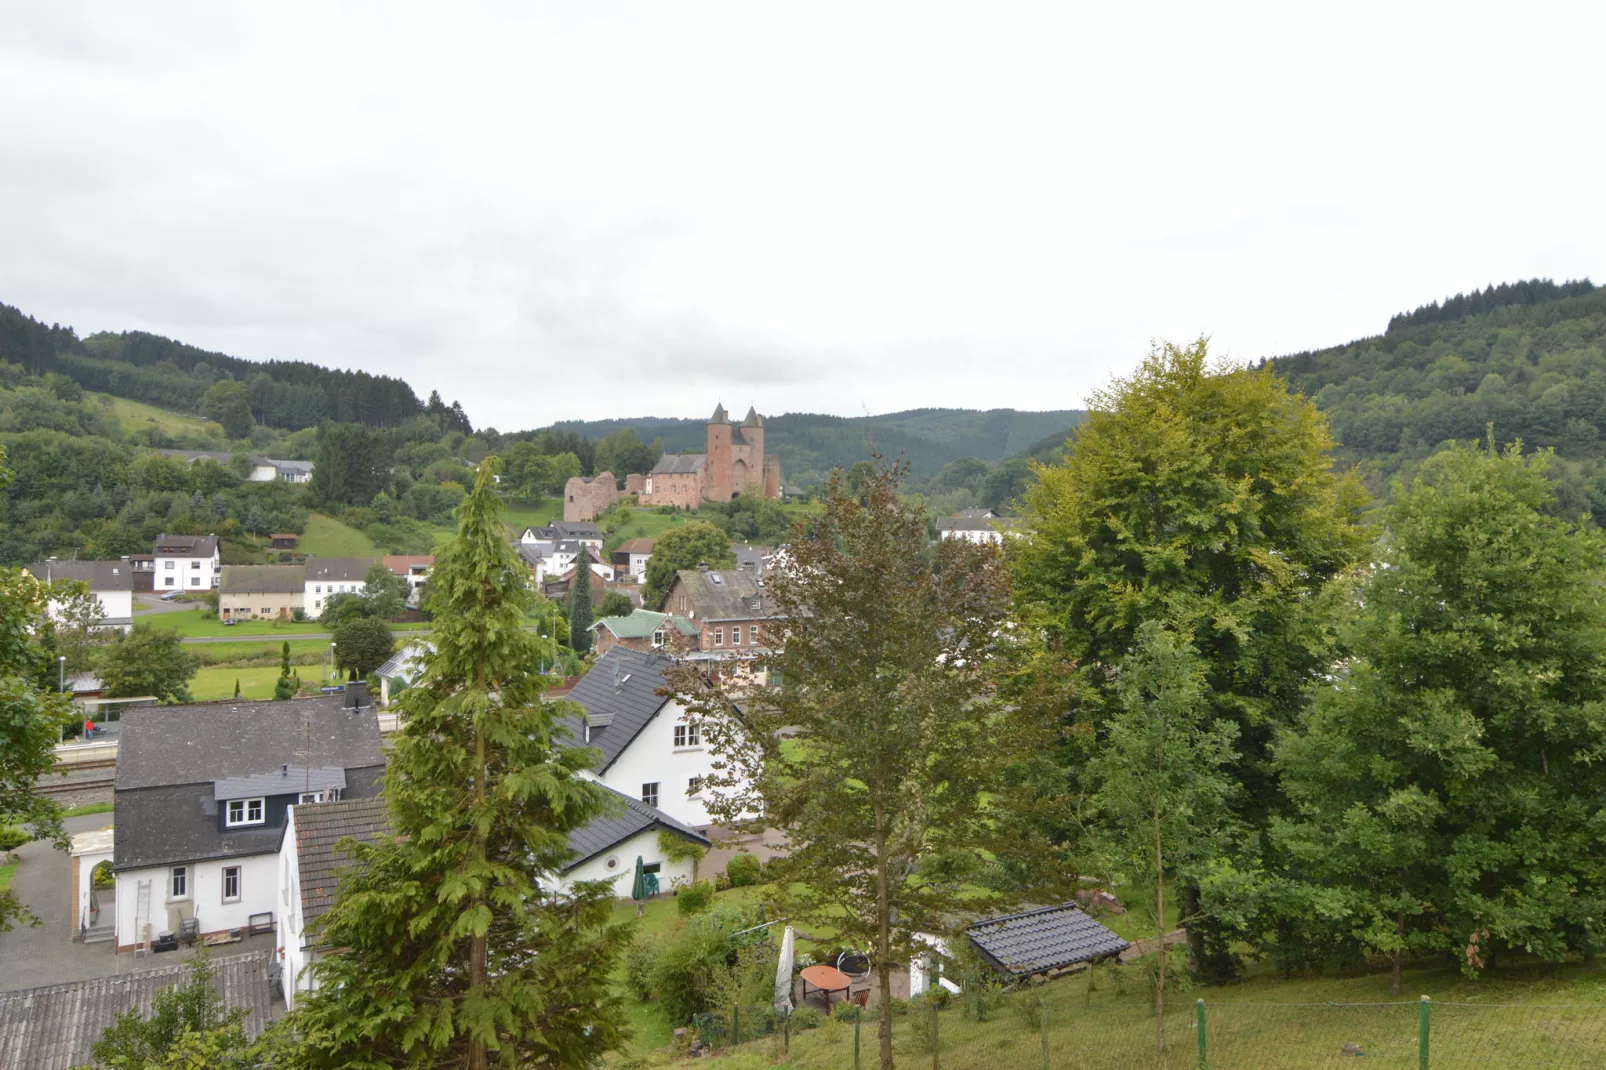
[1011,339,1367,975]
[1273,439,1606,991]
[671,463,1019,1070]
[288,459,630,1068]
[567,549,594,656]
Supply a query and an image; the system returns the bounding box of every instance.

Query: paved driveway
[0,814,273,992]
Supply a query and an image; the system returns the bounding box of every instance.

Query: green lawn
[142,608,427,640]
[63,802,115,818]
[93,392,225,438]
[502,497,564,535]
[190,665,295,700]
[299,513,382,559]
[0,859,14,893]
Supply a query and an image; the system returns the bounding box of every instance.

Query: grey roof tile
[565,783,710,870]
[649,453,707,475]
[215,767,346,801]
[670,568,778,622]
[292,796,392,929]
[219,564,305,594]
[558,648,673,772]
[0,952,281,1070]
[965,903,1129,976]
[303,556,374,583]
[26,559,136,592]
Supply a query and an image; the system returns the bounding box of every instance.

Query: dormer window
[225,797,265,827]
[652,630,666,648]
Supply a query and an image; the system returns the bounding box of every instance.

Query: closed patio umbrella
[631,856,648,915]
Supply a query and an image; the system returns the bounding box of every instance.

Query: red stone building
[640,404,782,508]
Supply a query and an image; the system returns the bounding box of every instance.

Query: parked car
[160,591,181,601]
[221,617,237,626]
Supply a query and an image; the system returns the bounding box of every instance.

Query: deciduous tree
[671,463,1016,1070]
[332,616,394,679]
[288,459,630,1068]
[98,622,199,704]
[642,521,734,609]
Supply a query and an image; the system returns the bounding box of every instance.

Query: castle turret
[707,402,733,502]
[711,402,729,424]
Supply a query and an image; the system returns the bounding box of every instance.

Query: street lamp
[328,641,337,683]
[58,655,65,693]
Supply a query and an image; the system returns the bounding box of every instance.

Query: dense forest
[1266,278,1606,518]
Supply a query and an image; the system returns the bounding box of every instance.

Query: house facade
[662,565,779,660]
[612,537,655,580]
[640,404,782,507]
[152,533,221,591]
[110,695,384,952]
[26,559,136,632]
[591,609,698,656]
[382,555,433,607]
[936,508,1007,545]
[219,565,305,621]
[303,556,374,615]
[277,785,708,1009]
[561,647,740,829]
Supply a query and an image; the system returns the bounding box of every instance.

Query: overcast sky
[2,3,1603,432]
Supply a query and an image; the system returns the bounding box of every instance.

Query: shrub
[789,1007,824,1032]
[677,879,715,916]
[623,940,657,1002]
[0,826,29,851]
[832,1000,862,1022]
[713,872,732,893]
[724,853,761,887]
[658,829,707,865]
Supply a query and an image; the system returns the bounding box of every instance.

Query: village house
[382,554,433,607]
[936,507,1008,545]
[152,533,220,591]
[219,565,305,621]
[662,564,780,660]
[276,785,708,1009]
[26,559,136,632]
[303,556,374,615]
[108,692,384,953]
[733,543,773,577]
[590,608,699,656]
[519,520,604,553]
[560,646,741,829]
[150,450,313,483]
[612,537,655,580]
[540,556,609,601]
[640,404,782,508]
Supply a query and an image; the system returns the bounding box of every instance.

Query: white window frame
[732,625,742,645]
[225,797,265,827]
[165,560,175,570]
[222,865,241,903]
[169,865,188,901]
[652,630,666,648]
[688,776,702,796]
[713,627,723,647]
[673,723,700,748]
[641,782,660,808]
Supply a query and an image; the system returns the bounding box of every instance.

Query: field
[299,513,382,558]
[190,662,348,700]
[501,497,564,535]
[91,392,224,438]
[137,607,428,640]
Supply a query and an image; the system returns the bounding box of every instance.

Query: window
[165,560,175,570]
[652,630,666,648]
[641,782,660,808]
[164,577,174,587]
[190,560,200,569]
[225,797,265,827]
[313,600,321,609]
[170,866,188,900]
[732,625,742,645]
[261,607,270,614]
[315,585,322,594]
[688,776,702,795]
[643,862,661,875]
[713,627,724,647]
[222,865,241,902]
[299,791,326,804]
[673,723,700,748]
[189,576,200,587]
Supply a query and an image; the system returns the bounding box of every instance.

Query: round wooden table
[798,963,853,1008]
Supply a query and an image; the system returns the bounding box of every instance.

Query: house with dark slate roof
[26,558,136,632]
[0,951,281,1070]
[274,786,708,1008]
[110,695,383,952]
[560,646,748,829]
[662,564,780,661]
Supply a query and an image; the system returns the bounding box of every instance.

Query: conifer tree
[289,459,630,1068]
[568,549,594,655]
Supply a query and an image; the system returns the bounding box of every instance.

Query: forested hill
[1265,278,1606,516]
[0,302,466,431]
[547,407,1086,484]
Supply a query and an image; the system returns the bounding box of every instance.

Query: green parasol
[631,855,648,915]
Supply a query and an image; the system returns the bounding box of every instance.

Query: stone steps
[82,925,115,944]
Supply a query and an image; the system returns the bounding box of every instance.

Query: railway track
[37,759,116,797]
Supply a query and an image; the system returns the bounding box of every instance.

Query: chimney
[346,680,369,709]
[281,764,288,777]
[697,561,709,571]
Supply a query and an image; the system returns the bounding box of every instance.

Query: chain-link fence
[693,989,1606,1068]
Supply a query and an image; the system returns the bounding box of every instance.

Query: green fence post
[854,1005,862,1070]
[1040,993,1050,1070]
[1197,999,1207,1070]
[1419,995,1431,1070]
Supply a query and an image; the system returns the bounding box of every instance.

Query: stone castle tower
[639,402,783,508]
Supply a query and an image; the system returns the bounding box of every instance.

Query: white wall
[46,588,133,631]
[304,579,367,615]
[627,552,651,578]
[249,465,278,482]
[590,697,733,829]
[115,853,279,950]
[155,553,221,591]
[940,528,1003,545]
[277,810,310,1007]
[550,828,698,897]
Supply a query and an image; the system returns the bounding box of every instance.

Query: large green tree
[202,379,254,440]
[671,464,1019,1070]
[288,459,630,1069]
[567,554,594,656]
[1273,439,1606,991]
[1012,339,1367,975]
[307,423,390,510]
[641,520,734,609]
[97,622,200,704]
[1,565,74,932]
[332,616,395,679]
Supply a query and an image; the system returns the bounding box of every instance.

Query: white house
[26,559,136,633]
[520,522,604,554]
[152,533,221,591]
[260,458,314,483]
[560,646,745,830]
[303,556,374,615]
[109,694,384,953]
[935,509,1008,545]
[276,784,708,1009]
[613,538,655,580]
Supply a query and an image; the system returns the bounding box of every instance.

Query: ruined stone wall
[563,472,619,522]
